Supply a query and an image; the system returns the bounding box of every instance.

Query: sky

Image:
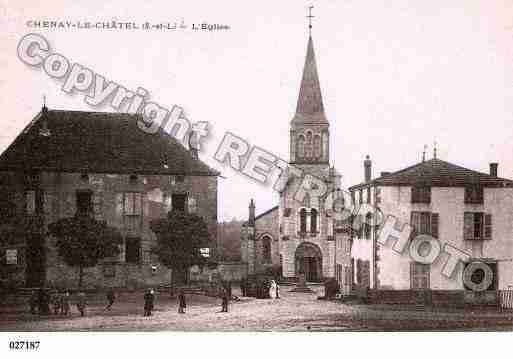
[1,0,513,221]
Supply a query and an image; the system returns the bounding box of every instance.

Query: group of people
[28,289,78,316]
[240,278,280,299]
[28,284,236,318]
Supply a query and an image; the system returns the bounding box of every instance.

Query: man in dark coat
[29,290,38,314]
[144,289,155,316]
[105,289,116,311]
[38,288,50,315]
[76,292,86,317]
[178,290,186,314]
[240,279,246,297]
[60,291,70,315]
[221,287,229,313]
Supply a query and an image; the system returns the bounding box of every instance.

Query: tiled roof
[242,206,279,227]
[350,158,513,189]
[0,108,219,176]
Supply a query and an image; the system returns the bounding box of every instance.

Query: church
[241,32,353,292]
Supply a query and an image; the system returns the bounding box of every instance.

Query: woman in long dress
[269,280,277,299]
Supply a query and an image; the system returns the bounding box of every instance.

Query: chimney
[364,155,372,183]
[39,104,51,137]
[381,171,390,177]
[490,163,498,177]
[248,199,255,226]
[188,130,198,160]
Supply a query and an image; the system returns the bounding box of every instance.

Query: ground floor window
[410,262,430,290]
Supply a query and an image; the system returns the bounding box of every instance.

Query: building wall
[374,186,513,290]
[0,170,217,289]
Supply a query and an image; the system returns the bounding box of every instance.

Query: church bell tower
[289,32,330,173]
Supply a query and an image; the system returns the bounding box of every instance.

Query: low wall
[367,290,499,307]
[189,262,247,283]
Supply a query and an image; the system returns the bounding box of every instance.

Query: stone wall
[0,170,218,289]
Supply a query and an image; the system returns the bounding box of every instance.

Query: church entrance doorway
[295,242,322,282]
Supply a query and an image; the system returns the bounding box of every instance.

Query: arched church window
[310,208,318,233]
[299,208,307,233]
[297,135,305,159]
[313,134,322,159]
[305,132,313,158]
[262,235,272,263]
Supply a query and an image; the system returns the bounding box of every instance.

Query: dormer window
[465,186,483,204]
[411,186,431,204]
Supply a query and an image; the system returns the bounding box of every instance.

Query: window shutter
[463,212,473,240]
[115,193,124,220]
[163,194,172,214]
[25,190,36,214]
[484,214,492,240]
[187,197,197,213]
[43,191,53,215]
[411,212,420,234]
[133,193,142,215]
[142,193,149,218]
[92,193,103,220]
[431,213,439,238]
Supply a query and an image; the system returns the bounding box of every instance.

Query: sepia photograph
[0,0,512,357]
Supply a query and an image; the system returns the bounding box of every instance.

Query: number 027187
[9,341,40,350]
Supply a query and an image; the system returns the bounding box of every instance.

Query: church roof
[293,36,327,124]
[0,108,219,176]
[349,158,513,189]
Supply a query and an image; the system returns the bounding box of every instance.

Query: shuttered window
[410,262,430,289]
[411,186,431,203]
[463,212,492,240]
[464,186,484,204]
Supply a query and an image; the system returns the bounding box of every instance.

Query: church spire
[294,34,326,122]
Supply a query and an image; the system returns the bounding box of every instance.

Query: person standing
[51,291,61,315]
[269,280,277,299]
[60,291,70,315]
[276,282,280,299]
[38,288,50,315]
[178,290,186,314]
[105,289,116,311]
[240,279,246,297]
[221,287,229,313]
[76,292,86,317]
[29,290,38,314]
[144,288,155,316]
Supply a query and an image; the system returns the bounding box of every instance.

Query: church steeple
[290,30,330,167]
[294,35,326,122]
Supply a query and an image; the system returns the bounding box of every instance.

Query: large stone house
[0,107,218,289]
[349,155,513,304]
[241,34,352,292]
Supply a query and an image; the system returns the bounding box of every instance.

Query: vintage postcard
[0,0,512,356]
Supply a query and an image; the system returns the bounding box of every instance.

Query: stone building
[349,154,513,304]
[241,34,352,291]
[0,107,218,289]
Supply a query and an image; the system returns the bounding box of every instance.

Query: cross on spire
[307,5,314,35]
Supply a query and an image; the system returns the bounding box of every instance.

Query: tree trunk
[78,265,84,288]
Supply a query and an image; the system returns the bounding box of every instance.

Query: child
[60,291,70,315]
[76,292,86,317]
[178,290,186,314]
[105,289,116,311]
